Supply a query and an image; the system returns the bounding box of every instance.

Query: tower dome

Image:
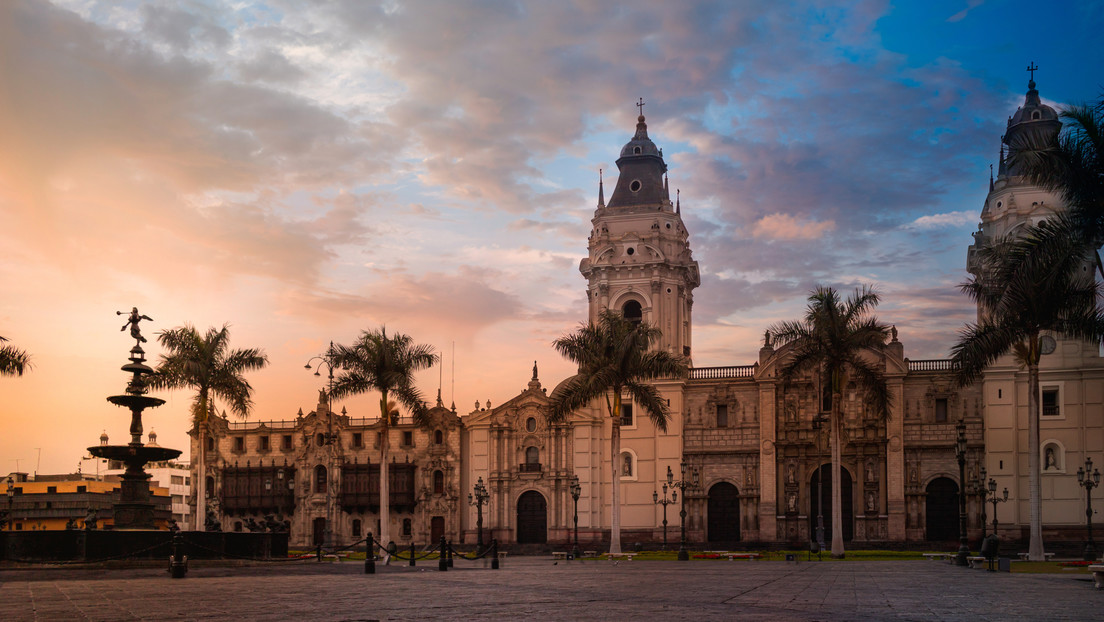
[1002,71,1061,177]
[607,109,670,211]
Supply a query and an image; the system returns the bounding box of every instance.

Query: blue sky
[1,0,1101,474]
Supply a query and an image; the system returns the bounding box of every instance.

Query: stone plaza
[1,556,1101,621]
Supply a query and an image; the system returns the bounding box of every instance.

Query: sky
[1,0,1102,476]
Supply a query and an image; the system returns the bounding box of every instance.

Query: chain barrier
[184,539,305,563]
[2,540,172,566]
[366,535,441,561]
[446,540,496,561]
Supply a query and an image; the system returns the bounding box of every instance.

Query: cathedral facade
[192,78,1102,551]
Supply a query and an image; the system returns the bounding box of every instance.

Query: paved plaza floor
[1,556,1101,621]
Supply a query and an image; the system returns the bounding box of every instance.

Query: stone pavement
[1,556,1101,621]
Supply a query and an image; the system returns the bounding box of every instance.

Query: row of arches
[511,470,964,544]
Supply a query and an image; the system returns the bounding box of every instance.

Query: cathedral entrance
[925,477,960,542]
[430,516,445,544]
[809,465,854,541]
[707,482,741,542]
[516,491,547,544]
[312,517,326,546]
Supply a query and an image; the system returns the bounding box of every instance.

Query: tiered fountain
[88,308,181,528]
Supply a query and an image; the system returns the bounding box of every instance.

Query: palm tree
[1006,94,1104,274]
[951,219,1104,560]
[768,286,891,558]
[0,336,31,377]
[548,310,689,555]
[150,324,269,530]
[329,328,437,547]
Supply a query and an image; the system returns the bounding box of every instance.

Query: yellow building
[4,474,172,531]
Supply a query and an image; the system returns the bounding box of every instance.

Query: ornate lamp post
[305,341,341,549]
[653,466,677,551]
[955,419,970,567]
[1076,457,1101,561]
[469,476,489,555]
[6,476,13,531]
[672,461,700,561]
[973,465,989,540]
[986,478,1008,536]
[570,475,581,559]
[812,413,828,551]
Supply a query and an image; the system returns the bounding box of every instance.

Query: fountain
[87,308,182,528]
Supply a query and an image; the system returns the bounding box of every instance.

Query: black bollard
[491,539,499,570]
[409,541,416,567]
[439,536,448,571]
[169,533,188,579]
[447,539,454,568]
[365,532,375,574]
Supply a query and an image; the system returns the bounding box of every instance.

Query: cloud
[947,1,985,23]
[752,213,836,240]
[904,211,977,229]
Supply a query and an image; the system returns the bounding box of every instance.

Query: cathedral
[191,76,1103,551]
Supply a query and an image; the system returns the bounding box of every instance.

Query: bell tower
[579,103,700,360]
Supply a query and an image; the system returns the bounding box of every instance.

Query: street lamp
[671,461,700,561]
[653,466,677,551]
[812,413,828,552]
[986,478,1008,537]
[1076,457,1101,561]
[570,475,581,559]
[973,465,989,540]
[305,341,342,549]
[955,419,970,567]
[469,476,489,555]
[6,476,13,531]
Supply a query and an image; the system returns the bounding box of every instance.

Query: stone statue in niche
[787,491,797,513]
[786,462,795,484]
[745,467,754,488]
[909,463,918,483]
[1045,446,1057,470]
[866,491,876,513]
[865,461,875,483]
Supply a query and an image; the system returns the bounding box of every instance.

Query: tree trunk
[1027,358,1044,560]
[830,394,845,558]
[379,394,391,546]
[610,393,622,555]
[196,425,206,531]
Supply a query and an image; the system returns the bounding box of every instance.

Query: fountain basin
[88,444,181,463]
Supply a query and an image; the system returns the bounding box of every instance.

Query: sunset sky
[2,0,1101,476]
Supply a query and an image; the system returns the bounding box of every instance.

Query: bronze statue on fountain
[88,308,182,529]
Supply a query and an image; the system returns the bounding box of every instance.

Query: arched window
[314,465,327,493]
[205,476,215,499]
[622,300,642,324]
[433,470,445,494]
[434,430,443,445]
[526,446,540,464]
[352,519,362,537]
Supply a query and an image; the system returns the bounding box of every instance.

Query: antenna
[35,448,41,477]
[451,341,456,408]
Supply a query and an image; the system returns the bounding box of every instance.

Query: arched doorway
[707,482,741,542]
[516,491,547,544]
[809,465,854,541]
[925,477,960,542]
[312,517,326,546]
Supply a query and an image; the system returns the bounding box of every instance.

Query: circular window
[996,201,1003,208]
[629,180,642,192]
[665,223,671,229]
[526,417,536,432]
[626,247,635,256]
[667,287,672,294]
